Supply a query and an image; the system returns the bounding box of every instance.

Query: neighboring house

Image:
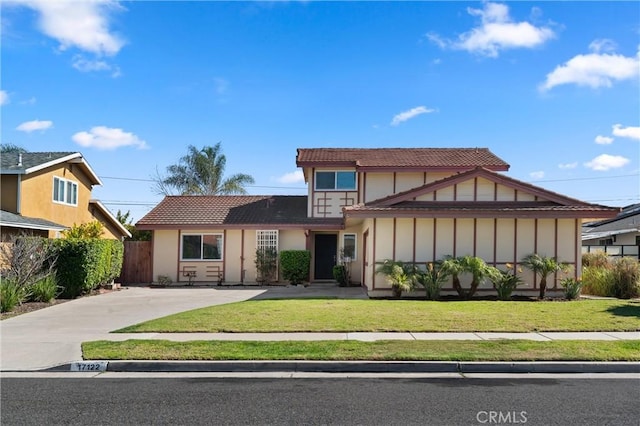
[0,151,131,241]
[582,204,640,259]
[136,147,619,296]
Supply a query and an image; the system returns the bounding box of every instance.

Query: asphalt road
[2,377,638,425]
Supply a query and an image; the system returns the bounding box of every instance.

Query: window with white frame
[52,176,78,206]
[257,230,279,252]
[181,233,223,260]
[342,233,356,261]
[315,171,356,191]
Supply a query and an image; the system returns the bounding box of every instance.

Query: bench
[182,268,197,285]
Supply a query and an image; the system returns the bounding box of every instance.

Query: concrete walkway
[1,285,638,372]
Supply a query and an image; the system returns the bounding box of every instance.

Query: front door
[314,234,337,280]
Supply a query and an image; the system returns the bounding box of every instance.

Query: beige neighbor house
[0,151,131,241]
[136,148,619,297]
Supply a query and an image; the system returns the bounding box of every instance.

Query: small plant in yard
[332,265,349,287]
[27,274,60,303]
[415,262,449,300]
[375,260,416,298]
[560,277,582,300]
[611,257,640,299]
[255,248,278,285]
[520,254,568,299]
[1,279,27,313]
[157,275,172,286]
[582,264,614,297]
[487,263,523,300]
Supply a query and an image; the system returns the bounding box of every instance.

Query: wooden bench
[182,268,197,285]
[206,265,224,286]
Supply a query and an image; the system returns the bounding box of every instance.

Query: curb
[42,360,640,374]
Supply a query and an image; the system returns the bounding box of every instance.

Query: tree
[153,143,255,196]
[375,260,417,298]
[520,254,567,299]
[0,143,27,153]
[116,210,151,241]
[63,221,104,239]
[441,255,491,299]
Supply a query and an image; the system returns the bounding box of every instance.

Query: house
[0,151,131,241]
[582,203,640,259]
[136,147,619,296]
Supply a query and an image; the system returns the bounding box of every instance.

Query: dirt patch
[0,286,122,320]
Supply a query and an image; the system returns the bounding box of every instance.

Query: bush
[27,275,60,303]
[487,264,523,301]
[280,250,311,285]
[582,266,614,297]
[255,248,278,285]
[375,260,417,298]
[1,279,27,313]
[333,265,349,287]
[0,235,56,290]
[560,277,583,300]
[47,239,124,298]
[582,252,610,268]
[611,257,640,299]
[415,262,449,300]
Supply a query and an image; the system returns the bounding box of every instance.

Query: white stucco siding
[476,177,495,201]
[365,173,394,202]
[395,218,415,261]
[496,184,515,201]
[455,219,475,257]
[415,218,435,262]
[495,219,515,262]
[455,180,475,201]
[475,219,495,262]
[395,172,426,193]
[434,186,455,201]
[225,229,244,283]
[375,218,395,260]
[434,218,455,259]
[536,219,556,258]
[153,229,179,281]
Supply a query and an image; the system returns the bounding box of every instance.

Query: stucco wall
[0,175,19,213]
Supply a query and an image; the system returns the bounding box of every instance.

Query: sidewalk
[103,331,640,342]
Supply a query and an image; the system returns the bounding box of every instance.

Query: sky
[1,0,639,223]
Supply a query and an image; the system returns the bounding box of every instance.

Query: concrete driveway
[0,287,269,371]
[1,284,368,371]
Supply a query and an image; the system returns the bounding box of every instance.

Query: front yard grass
[115,299,640,333]
[83,339,640,362]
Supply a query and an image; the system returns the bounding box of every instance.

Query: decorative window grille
[257,230,279,252]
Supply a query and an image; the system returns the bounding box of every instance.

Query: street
[2,377,638,425]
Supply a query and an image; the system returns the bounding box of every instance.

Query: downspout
[17,174,22,214]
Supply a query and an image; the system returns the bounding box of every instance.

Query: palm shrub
[414,262,449,300]
[560,277,582,300]
[611,257,640,299]
[487,263,523,300]
[520,254,567,299]
[375,260,417,298]
[441,255,490,299]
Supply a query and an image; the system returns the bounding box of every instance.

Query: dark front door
[314,234,337,280]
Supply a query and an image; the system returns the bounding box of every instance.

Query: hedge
[280,250,311,285]
[47,239,124,298]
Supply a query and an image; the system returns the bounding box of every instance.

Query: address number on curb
[71,361,108,372]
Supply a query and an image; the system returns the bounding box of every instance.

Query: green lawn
[115,299,640,333]
[83,339,640,362]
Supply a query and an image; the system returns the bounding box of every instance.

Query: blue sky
[2,1,639,223]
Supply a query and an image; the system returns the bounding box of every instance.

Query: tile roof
[296,148,509,170]
[136,195,342,229]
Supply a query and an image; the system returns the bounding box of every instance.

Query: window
[257,230,279,252]
[53,177,78,206]
[598,238,613,246]
[342,233,356,261]
[315,171,356,190]
[181,233,223,260]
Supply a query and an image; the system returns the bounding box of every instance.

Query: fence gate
[119,241,152,284]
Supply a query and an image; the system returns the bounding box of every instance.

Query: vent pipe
[18,153,22,166]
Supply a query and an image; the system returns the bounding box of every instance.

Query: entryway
[314,234,337,280]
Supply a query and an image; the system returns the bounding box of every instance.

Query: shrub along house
[136,147,618,296]
[0,151,130,241]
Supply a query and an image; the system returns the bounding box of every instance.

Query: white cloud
[529,171,545,179]
[276,170,305,184]
[589,39,617,54]
[72,126,147,150]
[558,162,578,169]
[391,106,435,126]
[540,43,639,91]
[584,154,630,171]
[594,135,614,145]
[13,0,125,56]
[612,124,640,141]
[427,2,555,57]
[0,90,9,106]
[72,55,121,77]
[16,119,53,133]
[20,96,37,105]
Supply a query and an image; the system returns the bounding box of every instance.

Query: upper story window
[315,171,356,191]
[52,176,78,206]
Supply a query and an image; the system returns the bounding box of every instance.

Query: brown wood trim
[424,172,427,185]
[574,219,579,280]
[514,189,518,201]
[473,177,478,201]
[240,229,245,283]
[393,172,397,194]
[392,218,397,260]
[473,218,477,258]
[310,167,315,218]
[533,218,538,289]
[372,218,377,289]
[494,182,498,201]
[513,218,518,271]
[493,218,497,266]
[453,218,457,257]
[433,218,437,262]
[553,218,559,289]
[412,218,417,263]
[453,183,457,201]
[222,230,227,282]
[363,172,367,203]
[176,230,182,283]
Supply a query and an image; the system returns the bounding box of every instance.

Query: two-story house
[1,151,131,241]
[136,147,619,296]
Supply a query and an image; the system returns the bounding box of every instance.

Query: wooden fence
[119,241,152,284]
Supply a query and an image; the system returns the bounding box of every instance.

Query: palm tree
[375,260,417,298]
[441,255,490,299]
[520,254,566,299]
[154,143,255,195]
